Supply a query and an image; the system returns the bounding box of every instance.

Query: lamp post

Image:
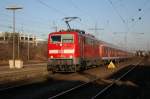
[28,34,30,61]
[135,32,144,51]
[88,23,104,40]
[6,5,23,68]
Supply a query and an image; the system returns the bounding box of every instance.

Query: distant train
[47,29,132,73]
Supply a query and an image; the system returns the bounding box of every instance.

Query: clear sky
[0,0,150,51]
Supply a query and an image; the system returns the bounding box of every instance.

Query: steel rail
[48,60,143,99]
[91,60,143,99]
[48,78,99,99]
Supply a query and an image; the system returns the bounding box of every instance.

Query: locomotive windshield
[51,35,61,43]
[51,34,74,43]
[62,34,74,43]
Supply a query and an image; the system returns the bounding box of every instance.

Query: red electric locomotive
[47,30,101,72]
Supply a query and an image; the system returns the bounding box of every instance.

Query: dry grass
[0,41,47,65]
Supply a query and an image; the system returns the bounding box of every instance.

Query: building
[0,32,37,45]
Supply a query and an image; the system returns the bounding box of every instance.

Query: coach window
[51,35,61,43]
[29,37,33,41]
[21,37,24,40]
[105,47,107,55]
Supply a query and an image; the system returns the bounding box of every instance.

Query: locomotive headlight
[70,55,73,58]
[50,56,53,58]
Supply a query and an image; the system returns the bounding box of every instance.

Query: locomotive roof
[51,29,96,39]
[49,29,129,53]
[58,29,86,34]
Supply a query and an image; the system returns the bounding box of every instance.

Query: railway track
[0,58,144,99]
[0,78,83,99]
[48,61,143,99]
[0,68,79,92]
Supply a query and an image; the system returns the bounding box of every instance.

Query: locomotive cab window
[51,35,61,43]
[62,34,74,43]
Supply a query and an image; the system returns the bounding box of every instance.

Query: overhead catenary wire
[0,14,50,31]
[36,0,67,16]
[36,0,76,31]
[69,0,93,19]
[37,0,86,31]
[36,0,102,32]
[69,0,103,32]
[107,0,150,51]
[0,21,50,37]
[0,12,51,35]
[0,24,42,33]
[107,0,129,31]
[106,0,131,50]
[112,0,150,31]
[0,22,49,39]
[0,12,53,29]
[129,0,150,30]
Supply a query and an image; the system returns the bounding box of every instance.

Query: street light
[135,32,144,51]
[6,5,23,68]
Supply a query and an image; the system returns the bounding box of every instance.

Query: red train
[47,29,132,72]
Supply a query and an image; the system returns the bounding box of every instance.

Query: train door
[80,36,84,59]
[79,35,85,68]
